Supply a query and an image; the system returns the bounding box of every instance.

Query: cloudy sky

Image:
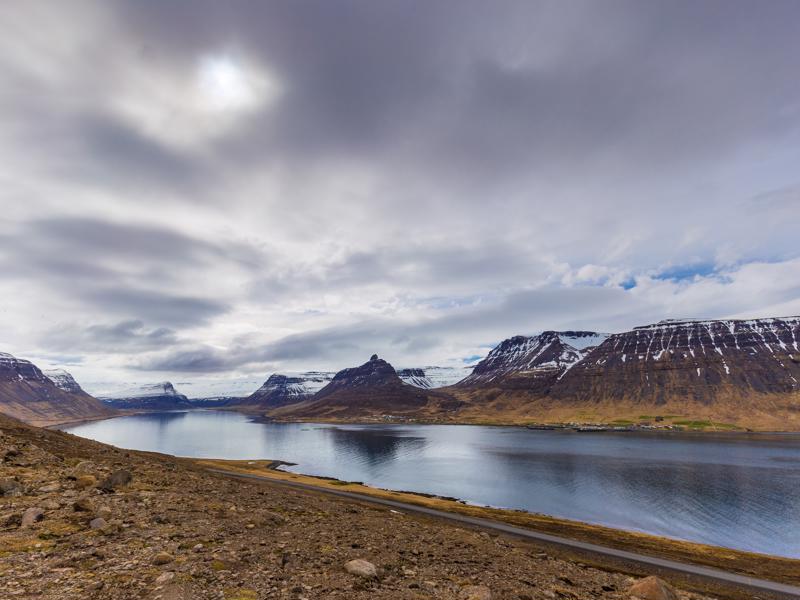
[1,1,799,393]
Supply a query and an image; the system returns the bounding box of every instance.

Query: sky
[1,1,799,393]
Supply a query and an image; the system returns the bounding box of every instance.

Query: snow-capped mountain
[277,355,462,419]
[99,382,192,410]
[552,316,800,403]
[459,331,609,390]
[0,354,111,426]
[44,369,85,394]
[397,366,470,388]
[238,371,334,409]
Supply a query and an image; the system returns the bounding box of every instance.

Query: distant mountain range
[1,315,799,429]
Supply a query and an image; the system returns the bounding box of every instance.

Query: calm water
[63,411,800,558]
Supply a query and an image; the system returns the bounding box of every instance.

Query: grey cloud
[44,319,178,353]
[80,288,229,327]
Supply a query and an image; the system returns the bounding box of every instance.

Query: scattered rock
[75,475,96,489]
[21,507,44,527]
[69,461,95,478]
[0,478,22,496]
[155,571,175,585]
[461,586,492,600]
[98,469,132,492]
[41,498,60,510]
[73,497,94,512]
[38,482,60,493]
[89,517,107,530]
[153,551,174,565]
[96,506,112,520]
[629,576,679,600]
[344,558,378,579]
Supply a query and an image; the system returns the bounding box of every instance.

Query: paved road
[208,468,800,599]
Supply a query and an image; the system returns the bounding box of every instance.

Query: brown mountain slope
[0,353,113,427]
[273,355,463,420]
[451,317,800,429]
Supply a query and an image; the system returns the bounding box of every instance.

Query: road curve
[208,468,800,600]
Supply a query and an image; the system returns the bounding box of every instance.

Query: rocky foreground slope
[0,413,716,600]
[0,355,112,427]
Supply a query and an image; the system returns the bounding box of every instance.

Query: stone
[41,498,60,510]
[0,478,22,497]
[69,461,95,478]
[73,496,94,512]
[90,517,107,530]
[99,469,132,492]
[629,576,679,600]
[96,505,112,520]
[21,507,44,527]
[38,482,61,493]
[460,586,492,600]
[153,551,174,565]
[156,571,175,585]
[76,475,97,489]
[344,558,378,579]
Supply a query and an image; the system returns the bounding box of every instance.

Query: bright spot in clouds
[197,55,264,112]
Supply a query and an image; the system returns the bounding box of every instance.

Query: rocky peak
[0,352,51,384]
[461,331,608,386]
[43,369,85,394]
[315,356,403,400]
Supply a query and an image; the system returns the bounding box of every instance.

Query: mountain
[274,355,463,419]
[0,354,112,426]
[454,317,800,429]
[459,331,608,393]
[235,372,334,410]
[43,369,85,394]
[397,366,469,388]
[551,317,800,404]
[99,382,193,410]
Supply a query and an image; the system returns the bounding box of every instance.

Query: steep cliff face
[238,372,334,409]
[552,317,800,405]
[44,369,85,394]
[276,355,463,419]
[100,382,193,410]
[0,354,112,426]
[459,331,608,393]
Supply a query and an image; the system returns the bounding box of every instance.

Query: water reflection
[63,412,800,557]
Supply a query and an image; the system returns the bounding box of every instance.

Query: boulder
[98,469,132,492]
[73,496,94,512]
[69,461,95,478]
[0,478,22,497]
[21,507,44,527]
[153,551,174,565]
[89,517,107,530]
[629,576,679,600]
[344,558,378,579]
[76,475,97,489]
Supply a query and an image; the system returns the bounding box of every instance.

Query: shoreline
[44,405,800,434]
[196,457,800,587]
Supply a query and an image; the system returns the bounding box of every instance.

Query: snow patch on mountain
[397,366,469,388]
